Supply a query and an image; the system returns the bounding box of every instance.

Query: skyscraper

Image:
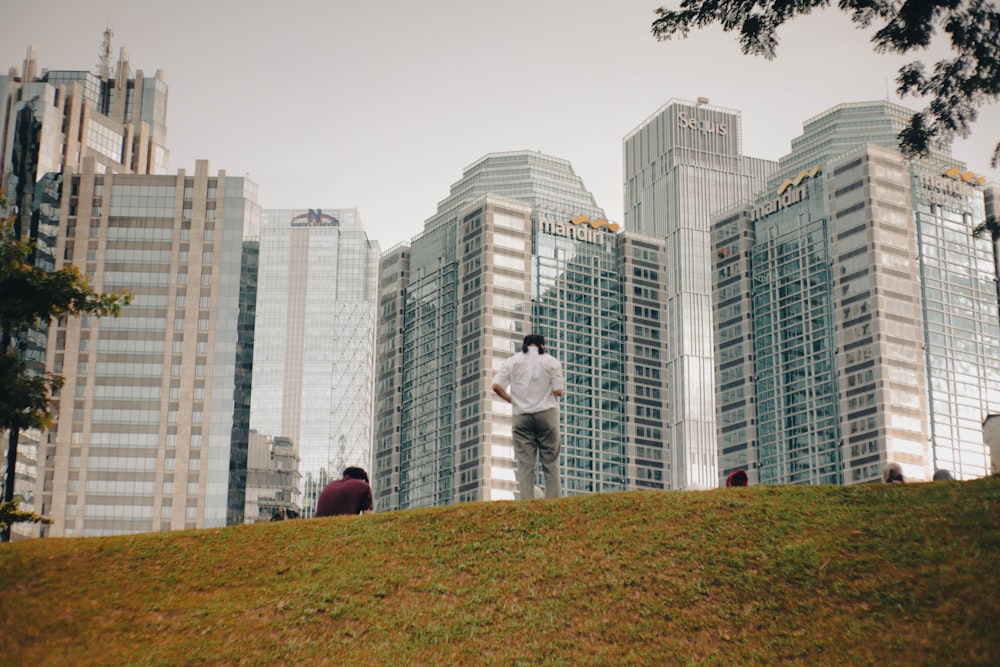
[375,151,670,510]
[1,41,171,535]
[713,101,1000,484]
[623,99,776,489]
[1,40,169,224]
[249,209,380,518]
[30,159,258,537]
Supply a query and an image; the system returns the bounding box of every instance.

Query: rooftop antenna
[97,25,113,79]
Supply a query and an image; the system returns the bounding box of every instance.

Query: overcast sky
[4,1,998,249]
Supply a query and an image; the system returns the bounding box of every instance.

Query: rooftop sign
[749,166,822,222]
[540,215,619,244]
[291,209,339,226]
[944,167,986,186]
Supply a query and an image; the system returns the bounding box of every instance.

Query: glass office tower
[713,101,1000,484]
[624,99,776,489]
[28,159,257,537]
[533,219,625,493]
[250,209,380,518]
[375,151,670,510]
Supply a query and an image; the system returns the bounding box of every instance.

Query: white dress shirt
[492,346,564,415]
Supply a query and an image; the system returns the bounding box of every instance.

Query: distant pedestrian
[726,469,749,487]
[932,469,954,481]
[492,334,565,501]
[882,462,905,483]
[270,507,300,521]
[315,467,374,517]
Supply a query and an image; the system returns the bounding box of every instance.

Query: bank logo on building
[944,167,986,186]
[749,166,822,221]
[291,209,340,226]
[540,215,619,243]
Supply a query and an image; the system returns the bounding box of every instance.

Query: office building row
[373,151,671,510]
[3,43,998,538]
[710,101,1000,485]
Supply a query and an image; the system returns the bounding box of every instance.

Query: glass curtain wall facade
[30,160,256,537]
[914,165,1000,479]
[373,245,410,510]
[228,239,259,525]
[399,221,461,508]
[250,209,380,518]
[376,150,673,510]
[533,221,625,493]
[713,103,1000,484]
[748,181,841,484]
[624,99,776,489]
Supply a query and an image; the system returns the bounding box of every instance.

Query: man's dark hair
[522,333,546,354]
[343,466,369,483]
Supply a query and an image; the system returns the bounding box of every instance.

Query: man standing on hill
[315,467,374,516]
[492,334,565,501]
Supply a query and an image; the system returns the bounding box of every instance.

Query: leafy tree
[0,496,52,535]
[973,213,1000,243]
[650,0,1000,166]
[0,196,131,541]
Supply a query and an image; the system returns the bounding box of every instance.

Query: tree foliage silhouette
[651,0,1000,166]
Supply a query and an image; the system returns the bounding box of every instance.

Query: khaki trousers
[512,408,560,500]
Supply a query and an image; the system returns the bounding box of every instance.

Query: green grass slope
[2,479,998,666]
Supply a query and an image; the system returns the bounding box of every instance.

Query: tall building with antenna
[1,38,172,537]
[1,36,169,206]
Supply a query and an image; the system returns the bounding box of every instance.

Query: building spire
[22,45,38,81]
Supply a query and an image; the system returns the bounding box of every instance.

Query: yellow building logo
[776,166,822,195]
[540,215,619,243]
[944,167,986,185]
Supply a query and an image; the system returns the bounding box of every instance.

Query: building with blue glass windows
[713,101,1000,485]
[374,151,669,511]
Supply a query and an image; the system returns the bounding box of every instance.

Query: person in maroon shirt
[315,467,374,517]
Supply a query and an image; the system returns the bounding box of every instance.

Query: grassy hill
[1,478,998,666]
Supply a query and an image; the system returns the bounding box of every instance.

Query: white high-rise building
[250,209,380,518]
[623,99,776,489]
[712,101,1000,485]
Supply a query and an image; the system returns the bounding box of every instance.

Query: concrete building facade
[27,159,257,536]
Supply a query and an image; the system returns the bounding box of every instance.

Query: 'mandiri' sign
[747,166,821,222]
[540,215,620,243]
